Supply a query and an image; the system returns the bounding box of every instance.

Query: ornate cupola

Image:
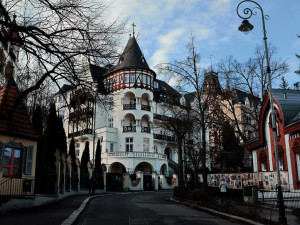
[100,33,156,93]
[109,36,150,73]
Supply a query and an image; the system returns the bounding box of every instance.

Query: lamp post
[237,1,287,224]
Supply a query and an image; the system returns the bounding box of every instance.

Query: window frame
[125,137,133,152]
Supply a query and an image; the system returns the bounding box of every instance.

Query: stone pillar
[55,149,61,196]
[67,155,72,192]
[136,171,143,191]
[76,158,80,191]
[159,174,164,190]
[103,171,107,191]
[152,173,158,190]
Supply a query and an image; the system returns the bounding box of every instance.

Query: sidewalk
[170,197,300,225]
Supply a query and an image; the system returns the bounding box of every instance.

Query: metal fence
[258,190,300,208]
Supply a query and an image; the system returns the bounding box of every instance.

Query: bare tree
[0,0,125,116]
[157,35,218,193]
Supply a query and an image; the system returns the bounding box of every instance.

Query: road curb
[170,197,264,225]
[61,194,113,225]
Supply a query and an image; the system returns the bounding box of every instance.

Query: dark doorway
[143,174,153,191]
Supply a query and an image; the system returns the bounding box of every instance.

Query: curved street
[74,191,238,225]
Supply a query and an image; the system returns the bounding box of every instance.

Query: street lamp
[237,1,287,224]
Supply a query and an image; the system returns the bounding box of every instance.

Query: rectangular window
[124,74,129,83]
[296,154,300,181]
[142,74,147,84]
[126,138,133,152]
[110,143,114,152]
[130,73,135,83]
[261,162,266,171]
[143,138,149,152]
[279,158,284,171]
[2,147,22,178]
[108,118,113,127]
[154,145,158,152]
[154,81,158,88]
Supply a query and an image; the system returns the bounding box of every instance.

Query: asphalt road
[74,191,239,225]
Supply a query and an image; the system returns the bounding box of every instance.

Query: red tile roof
[0,77,39,140]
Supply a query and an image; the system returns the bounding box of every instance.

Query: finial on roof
[210,54,213,72]
[132,22,136,37]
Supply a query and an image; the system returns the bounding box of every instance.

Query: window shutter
[22,147,27,174]
[0,141,3,172]
[25,146,34,174]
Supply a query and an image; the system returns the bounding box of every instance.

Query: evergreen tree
[220,121,244,172]
[95,139,101,171]
[279,76,289,89]
[95,139,104,188]
[32,105,43,135]
[69,138,76,166]
[81,141,90,171]
[56,117,67,155]
[39,104,58,194]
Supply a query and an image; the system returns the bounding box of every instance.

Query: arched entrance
[106,162,126,191]
[135,162,153,191]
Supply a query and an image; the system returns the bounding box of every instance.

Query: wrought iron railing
[141,105,151,111]
[153,133,177,142]
[0,178,35,197]
[153,113,169,121]
[123,126,136,132]
[123,104,136,110]
[141,126,151,133]
[68,128,93,138]
[69,107,93,120]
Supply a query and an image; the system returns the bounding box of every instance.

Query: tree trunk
[177,137,184,196]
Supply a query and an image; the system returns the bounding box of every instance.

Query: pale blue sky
[105,0,300,88]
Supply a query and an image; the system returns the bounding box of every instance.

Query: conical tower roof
[109,36,150,73]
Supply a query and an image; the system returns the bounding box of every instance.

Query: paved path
[73,192,239,225]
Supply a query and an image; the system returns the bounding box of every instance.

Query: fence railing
[106,151,167,159]
[0,178,35,197]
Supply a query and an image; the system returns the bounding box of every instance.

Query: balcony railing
[123,126,136,132]
[123,104,136,110]
[141,126,151,133]
[69,107,93,120]
[0,178,35,197]
[153,133,177,142]
[141,105,151,111]
[68,128,93,138]
[106,151,166,159]
[153,113,169,121]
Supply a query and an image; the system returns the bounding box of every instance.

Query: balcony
[123,126,136,132]
[123,104,136,110]
[69,107,93,120]
[141,126,151,133]
[141,105,151,111]
[105,151,167,159]
[153,113,169,121]
[68,128,93,138]
[153,133,177,142]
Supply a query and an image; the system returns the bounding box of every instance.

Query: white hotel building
[55,36,181,186]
